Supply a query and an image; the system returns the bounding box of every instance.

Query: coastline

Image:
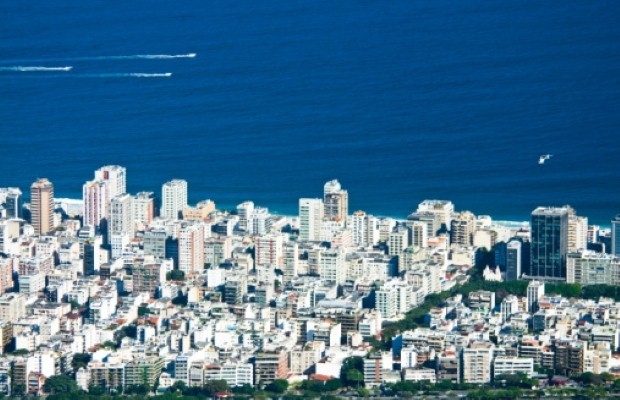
[54,196,615,229]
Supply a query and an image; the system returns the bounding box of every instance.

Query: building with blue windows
[530,207,569,281]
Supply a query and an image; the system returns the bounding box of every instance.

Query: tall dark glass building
[612,214,620,256]
[505,240,522,281]
[530,207,569,281]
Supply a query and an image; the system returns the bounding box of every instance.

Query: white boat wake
[0,66,73,72]
[0,54,196,63]
[131,53,196,59]
[129,72,173,77]
[77,72,173,78]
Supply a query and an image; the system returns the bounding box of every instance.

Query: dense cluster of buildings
[383,284,620,388]
[0,166,619,395]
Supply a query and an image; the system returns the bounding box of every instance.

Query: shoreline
[54,196,613,230]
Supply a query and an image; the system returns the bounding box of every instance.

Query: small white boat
[539,154,553,164]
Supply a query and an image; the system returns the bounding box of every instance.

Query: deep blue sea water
[1,0,619,225]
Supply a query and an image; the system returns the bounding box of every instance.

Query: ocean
[1,0,619,225]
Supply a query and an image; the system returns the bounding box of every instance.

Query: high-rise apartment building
[450,211,476,247]
[132,260,165,297]
[254,349,289,386]
[255,234,283,267]
[109,193,134,259]
[143,228,167,259]
[0,257,15,295]
[177,223,204,275]
[0,188,22,219]
[132,192,155,229]
[407,211,441,239]
[109,194,133,238]
[299,198,323,242]
[461,342,494,384]
[408,221,429,248]
[30,178,54,235]
[530,206,569,280]
[252,207,272,236]
[417,200,454,232]
[323,179,348,222]
[225,274,247,305]
[94,165,126,199]
[554,340,585,377]
[83,165,127,233]
[83,179,108,230]
[83,238,97,276]
[567,207,588,252]
[351,211,368,247]
[318,247,346,285]
[161,179,188,220]
[388,226,409,257]
[567,251,620,286]
[527,280,545,313]
[350,211,380,247]
[282,241,299,285]
[236,201,254,232]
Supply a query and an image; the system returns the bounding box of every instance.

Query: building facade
[161,179,188,220]
[530,206,569,280]
[299,198,323,242]
[30,178,54,235]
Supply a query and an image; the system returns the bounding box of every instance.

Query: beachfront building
[30,178,54,235]
[299,198,323,242]
[161,179,188,220]
[530,206,569,281]
[323,179,348,222]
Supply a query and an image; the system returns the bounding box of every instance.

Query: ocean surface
[1,0,619,225]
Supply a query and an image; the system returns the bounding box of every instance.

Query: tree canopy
[43,374,81,395]
[72,353,91,371]
[265,379,289,394]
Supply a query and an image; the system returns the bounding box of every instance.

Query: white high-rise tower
[161,179,188,220]
[299,198,323,242]
[94,165,127,199]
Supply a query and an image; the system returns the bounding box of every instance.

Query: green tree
[120,325,137,340]
[232,383,255,395]
[124,384,150,395]
[323,378,342,392]
[265,379,289,394]
[340,356,364,387]
[12,383,26,396]
[171,293,188,306]
[166,270,185,281]
[575,372,604,386]
[546,283,582,299]
[100,340,117,350]
[494,373,538,389]
[71,353,91,371]
[87,384,106,395]
[170,380,188,393]
[345,369,364,388]
[204,379,230,395]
